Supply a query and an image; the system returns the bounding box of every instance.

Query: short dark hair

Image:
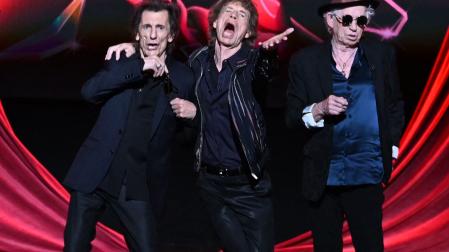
[208,0,259,45]
[132,0,180,41]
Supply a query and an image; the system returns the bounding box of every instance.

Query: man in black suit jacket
[63,2,196,251]
[286,1,404,251]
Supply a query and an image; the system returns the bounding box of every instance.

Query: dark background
[1,0,448,250]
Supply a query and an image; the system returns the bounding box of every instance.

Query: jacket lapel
[148,57,176,141]
[360,40,383,103]
[318,42,333,98]
[148,88,168,141]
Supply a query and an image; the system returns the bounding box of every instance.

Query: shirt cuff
[392,145,399,159]
[302,104,324,129]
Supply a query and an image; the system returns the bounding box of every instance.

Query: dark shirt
[199,47,248,170]
[327,48,384,185]
[99,77,162,198]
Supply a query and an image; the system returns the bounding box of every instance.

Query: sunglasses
[333,14,368,28]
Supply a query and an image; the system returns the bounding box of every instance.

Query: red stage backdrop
[0,27,448,252]
[1,0,449,250]
[0,105,127,251]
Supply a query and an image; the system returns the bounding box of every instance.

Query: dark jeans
[197,171,274,252]
[64,185,156,252]
[310,184,384,252]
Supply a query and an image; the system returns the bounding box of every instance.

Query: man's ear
[325,13,335,30]
[244,32,250,39]
[135,34,140,41]
[213,21,217,29]
[168,34,174,43]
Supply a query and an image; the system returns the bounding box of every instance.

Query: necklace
[332,47,357,77]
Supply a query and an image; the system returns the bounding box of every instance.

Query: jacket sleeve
[81,53,144,104]
[385,45,405,146]
[184,62,201,129]
[181,66,196,102]
[286,51,309,130]
[175,63,200,129]
[253,48,279,83]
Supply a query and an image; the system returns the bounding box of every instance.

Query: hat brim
[318,0,379,16]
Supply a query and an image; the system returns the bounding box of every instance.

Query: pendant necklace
[332,48,357,77]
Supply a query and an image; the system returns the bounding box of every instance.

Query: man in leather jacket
[188,1,292,251]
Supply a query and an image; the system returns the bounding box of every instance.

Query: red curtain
[0,103,127,251]
[1,27,448,252]
[276,27,449,252]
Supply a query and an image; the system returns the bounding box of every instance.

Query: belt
[201,164,244,177]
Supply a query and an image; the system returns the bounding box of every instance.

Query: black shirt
[199,47,249,170]
[99,76,162,199]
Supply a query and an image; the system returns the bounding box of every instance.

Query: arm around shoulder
[81,53,144,103]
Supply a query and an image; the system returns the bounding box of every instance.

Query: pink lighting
[259,0,281,19]
[290,0,409,42]
[127,0,144,7]
[253,0,284,32]
[365,0,408,39]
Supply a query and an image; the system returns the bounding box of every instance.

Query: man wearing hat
[286,0,404,251]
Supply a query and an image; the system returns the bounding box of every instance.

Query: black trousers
[64,185,156,252]
[310,184,384,252]
[197,171,274,252]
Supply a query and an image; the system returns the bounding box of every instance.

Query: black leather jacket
[188,44,277,181]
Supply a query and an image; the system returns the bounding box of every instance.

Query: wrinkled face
[327,6,367,47]
[136,10,173,57]
[213,2,250,48]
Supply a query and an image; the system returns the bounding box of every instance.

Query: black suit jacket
[64,53,194,213]
[286,38,404,201]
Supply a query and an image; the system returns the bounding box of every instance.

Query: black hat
[318,0,379,16]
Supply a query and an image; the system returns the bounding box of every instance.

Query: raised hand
[142,54,168,77]
[105,43,136,60]
[258,28,294,50]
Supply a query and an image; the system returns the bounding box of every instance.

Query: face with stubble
[327,6,368,47]
[135,10,173,57]
[213,1,251,49]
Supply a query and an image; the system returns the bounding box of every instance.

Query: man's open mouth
[223,22,236,38]
[225,23,235,31]
[146,43,159,50]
